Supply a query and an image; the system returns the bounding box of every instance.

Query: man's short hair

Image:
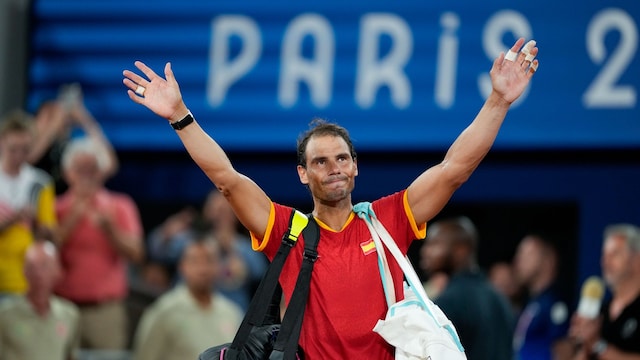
[427,216,479,251]
[296,118,357,167]
[0,109,34,138]
[604,223,640,252]
[61,137,109,172]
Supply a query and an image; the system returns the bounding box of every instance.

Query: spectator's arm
[147,207,196,263]
[147,227,190,264]
[101,217,144,263]
[55,197,88,247]
[99,196,144,263]
[0,207,27,232]
[68,102,119,178]
[28,101,70,165]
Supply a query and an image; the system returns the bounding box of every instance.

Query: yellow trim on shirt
[251,202,275,252]
[314,212,355,232]
[403,190,426,239]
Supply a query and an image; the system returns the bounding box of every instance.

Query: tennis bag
[354,202,467,360]
[199,210,319,360]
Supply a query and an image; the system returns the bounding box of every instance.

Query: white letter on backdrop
[208,15,262,107]
[279,13,335,108]
[435,12,460,109]
[479,10,532,107]
[356,13,413,109]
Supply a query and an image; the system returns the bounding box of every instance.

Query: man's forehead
[2,131,31,141]
[73,153,99,164]
[604,234,627,249]
[306,135,349,155]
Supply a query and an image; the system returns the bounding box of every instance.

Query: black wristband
[170,112,194,130]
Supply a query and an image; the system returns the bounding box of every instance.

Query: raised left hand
[489,37,539,104]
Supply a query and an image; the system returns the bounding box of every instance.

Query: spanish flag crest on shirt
[360,239,376,255]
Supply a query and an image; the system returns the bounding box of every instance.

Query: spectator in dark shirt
[421,216,515,360]
[569,224,640,360]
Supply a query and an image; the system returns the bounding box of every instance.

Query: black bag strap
[226,210,319,359]
[270,214,320,360]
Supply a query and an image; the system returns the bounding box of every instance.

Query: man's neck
[1,161,21,177]
[456,261,479,274]
[613,276,640,306]
[313,200,353,231]
[189,288,212,309]
[609,279,640,320]
[70,186,101,198]
[529,270,554,296]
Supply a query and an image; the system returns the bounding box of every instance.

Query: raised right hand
[123,62,188,122]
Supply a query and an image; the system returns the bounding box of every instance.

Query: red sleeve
[371,190,426,253]
[250,202,294,260]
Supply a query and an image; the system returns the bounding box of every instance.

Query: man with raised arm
[123,38,539,359]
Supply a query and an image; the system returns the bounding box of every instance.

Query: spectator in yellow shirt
[0,110,57,299]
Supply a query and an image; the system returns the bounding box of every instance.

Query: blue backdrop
[25,0,640,303]
[28,0,639,152]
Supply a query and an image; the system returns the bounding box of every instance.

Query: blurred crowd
[0,86,267,360]
[418,219,640,360]
[1,86,639,360]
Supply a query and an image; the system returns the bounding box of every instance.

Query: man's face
[203,192,236,228]
[64,153,103,194]
[601,235,634,288]
[0,131,32,171]
[180,243,218,293]
[513,237,543,287]
[297,135,358,203]
[489,263,518,298]
[24,243,61,293]
[421,226,455,275]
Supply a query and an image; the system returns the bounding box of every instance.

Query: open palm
[123,61,185,120]
[490,38,539,104]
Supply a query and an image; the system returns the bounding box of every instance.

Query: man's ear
[354,158,358,177]
[297,165,309,185]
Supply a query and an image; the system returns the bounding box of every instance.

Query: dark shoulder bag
[199,210,320,360]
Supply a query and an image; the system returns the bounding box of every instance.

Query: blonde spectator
[0,110,57,299]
